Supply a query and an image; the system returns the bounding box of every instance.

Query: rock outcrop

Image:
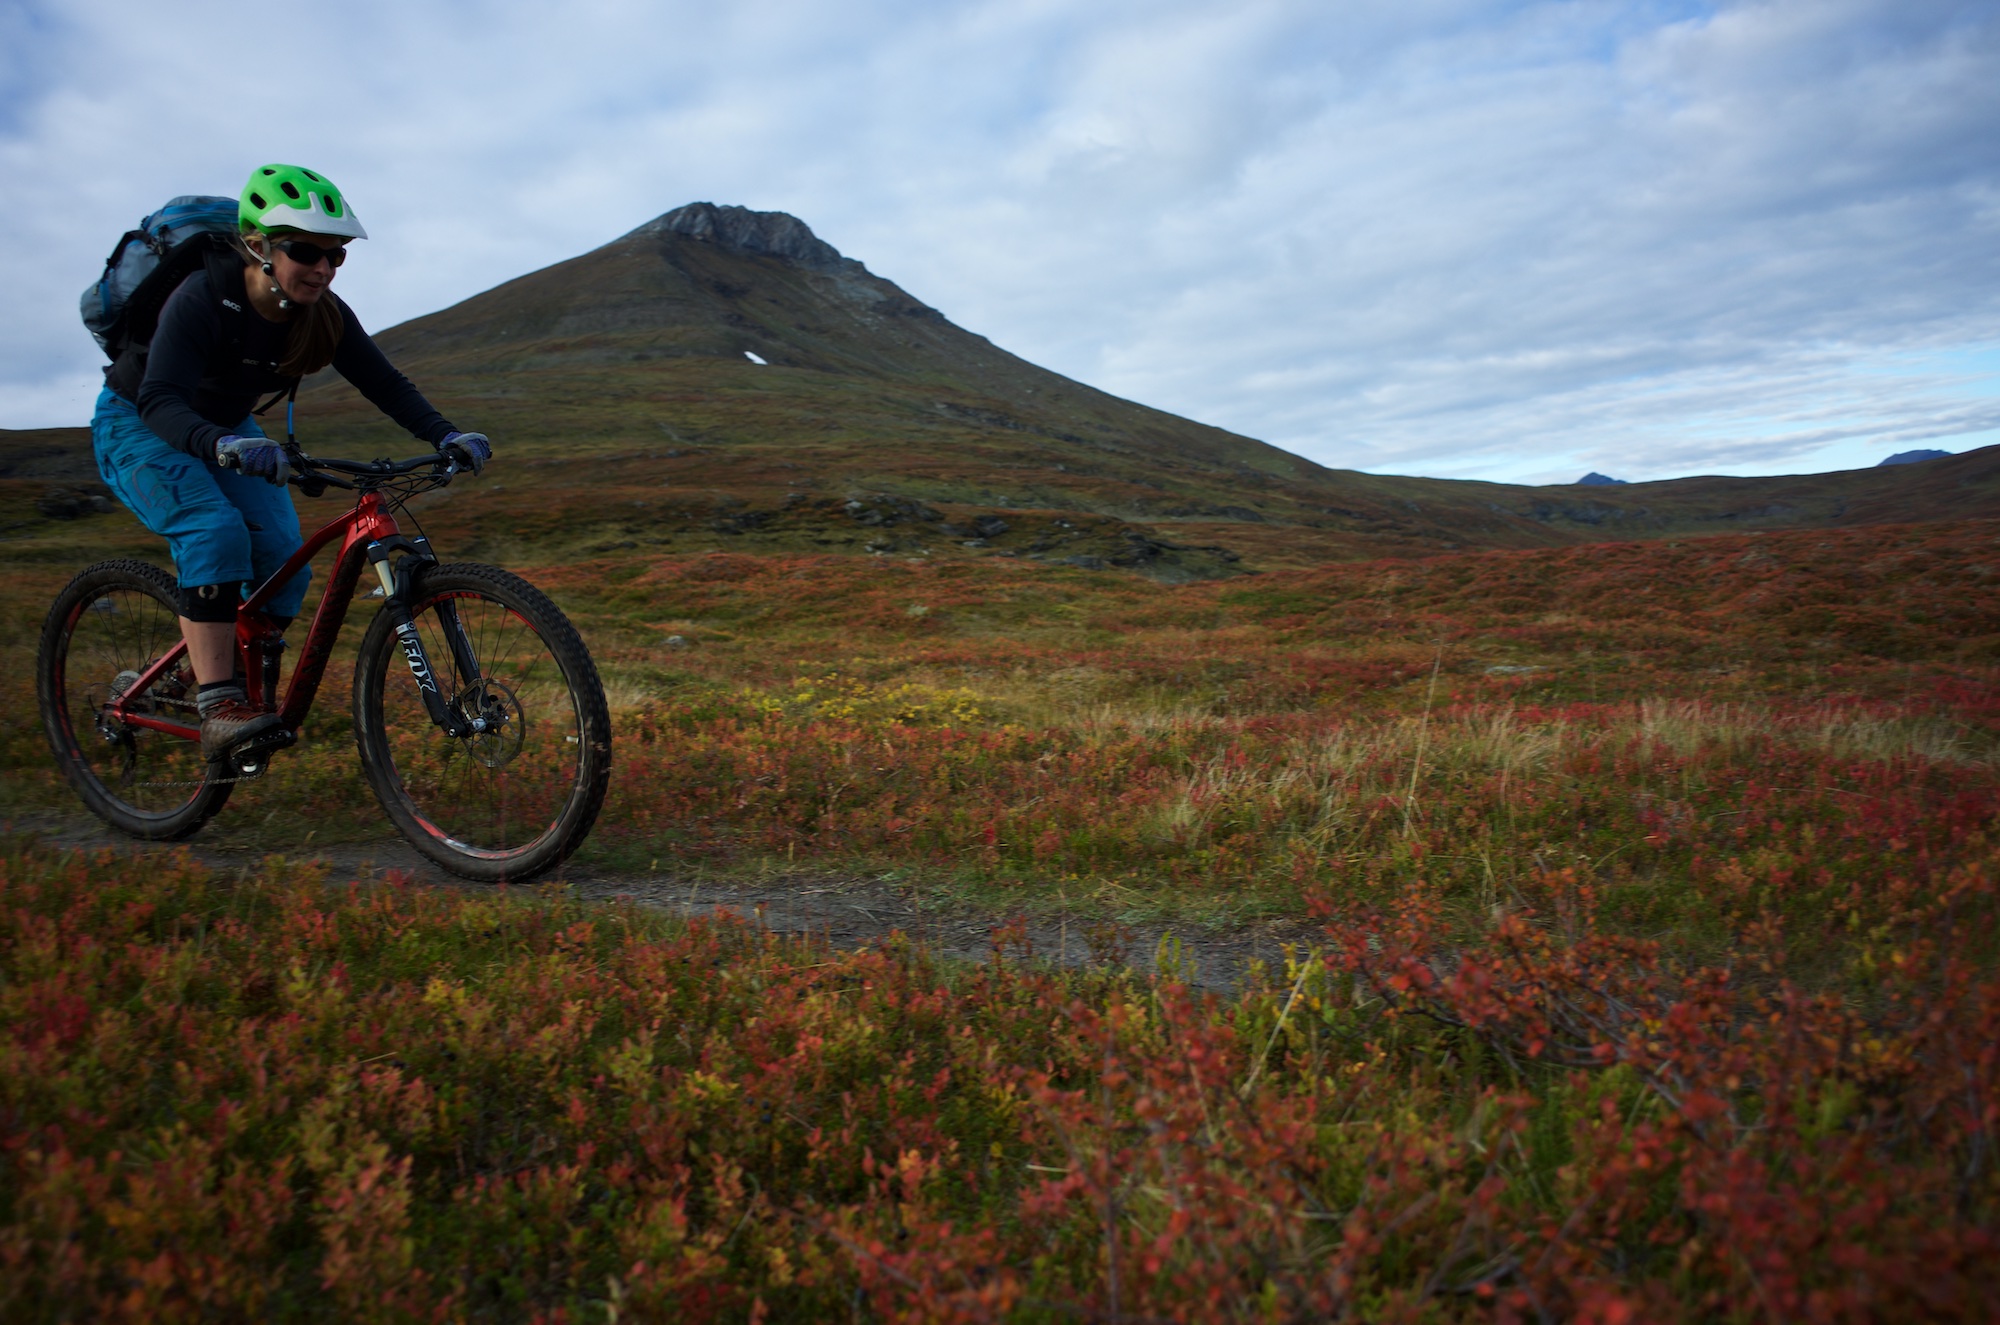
[627,203,860,275]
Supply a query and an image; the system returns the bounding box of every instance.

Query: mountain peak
[625,202,858,274]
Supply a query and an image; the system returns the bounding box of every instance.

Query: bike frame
[101,485,465,743]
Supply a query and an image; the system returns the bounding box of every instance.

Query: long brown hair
[279,292,344,378]
[235,230,346,378]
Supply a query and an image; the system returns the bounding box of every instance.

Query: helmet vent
[240,163,365,239]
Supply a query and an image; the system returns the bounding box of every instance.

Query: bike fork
[367,540,482,739]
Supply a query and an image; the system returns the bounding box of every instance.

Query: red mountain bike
[36,449,612,882]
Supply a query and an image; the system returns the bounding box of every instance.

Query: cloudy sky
[3,0,1996,484]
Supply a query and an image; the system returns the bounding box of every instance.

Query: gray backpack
[82,195,242,383]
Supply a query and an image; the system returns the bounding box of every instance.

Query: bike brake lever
[296,473,329,498]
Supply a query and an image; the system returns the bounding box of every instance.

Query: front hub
[453,679,525,769]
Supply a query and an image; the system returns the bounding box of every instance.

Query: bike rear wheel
[352,563,611,882]
[37,560,233,839]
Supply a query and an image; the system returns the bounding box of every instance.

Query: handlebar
[288,447,460,496]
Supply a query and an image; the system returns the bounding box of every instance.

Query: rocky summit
[630,203,857,275]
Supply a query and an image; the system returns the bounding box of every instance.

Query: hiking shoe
[200,699,288,762]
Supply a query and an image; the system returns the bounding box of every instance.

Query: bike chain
[128,740,287,788]
[133,768,269,789]
[111,728,278,787]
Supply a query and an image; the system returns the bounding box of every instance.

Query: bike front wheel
[352,563,612,882]
[37,559,233,839]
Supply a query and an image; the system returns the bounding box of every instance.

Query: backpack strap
[99,228,153,269]
[202,246,259,374]
[252,379,300,418]
[102,232,245,398]
[103,235,307,411]
[107,231,237,361]
[211,253,304,415]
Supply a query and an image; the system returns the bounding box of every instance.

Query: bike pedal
[226,727,297,764]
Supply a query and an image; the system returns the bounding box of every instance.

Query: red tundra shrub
[5,843,1996,1319]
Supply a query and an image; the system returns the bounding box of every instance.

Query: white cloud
[1,0,1995,484]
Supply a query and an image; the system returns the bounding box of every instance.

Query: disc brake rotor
[453,678,527,769]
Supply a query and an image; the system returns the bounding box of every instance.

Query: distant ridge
[1575,472,1627,486]
[1879,449,1951,467]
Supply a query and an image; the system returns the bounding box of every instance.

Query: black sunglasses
[273,239,348,269]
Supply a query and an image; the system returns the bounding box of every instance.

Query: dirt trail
[8,813,1314,992]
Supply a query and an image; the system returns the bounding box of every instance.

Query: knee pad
[177,580,243,623]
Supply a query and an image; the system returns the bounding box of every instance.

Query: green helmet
[239,164,368,239]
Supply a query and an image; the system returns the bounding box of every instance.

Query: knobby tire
[37,559,233,839]
[352,562,611,882]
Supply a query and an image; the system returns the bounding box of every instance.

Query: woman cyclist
[91,163,491,761]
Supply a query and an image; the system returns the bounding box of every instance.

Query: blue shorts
[90,387,312,618]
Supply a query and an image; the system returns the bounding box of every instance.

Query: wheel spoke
[66,589,204,810]
[41,562,229,838]
[359,571,605,877]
